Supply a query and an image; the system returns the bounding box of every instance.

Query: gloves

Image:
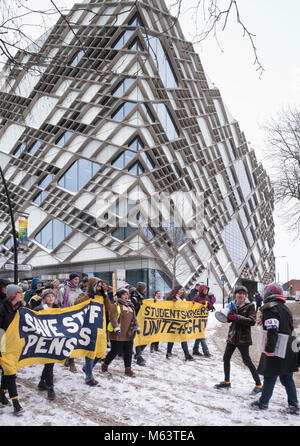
[227,312,238,321]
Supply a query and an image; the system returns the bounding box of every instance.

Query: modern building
[0,0,275,300]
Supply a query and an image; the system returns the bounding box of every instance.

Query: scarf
[117,297,139,339]
[63,280,78,307]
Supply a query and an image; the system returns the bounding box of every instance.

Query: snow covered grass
[1,304,300,426]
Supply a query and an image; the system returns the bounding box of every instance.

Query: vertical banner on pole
[112,272,116,296]
[18,214,28,245]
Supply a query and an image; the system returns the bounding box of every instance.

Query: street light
[0,166,18,284]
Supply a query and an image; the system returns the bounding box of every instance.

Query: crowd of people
[0,275,299,418]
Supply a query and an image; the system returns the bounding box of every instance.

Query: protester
[187,284,201,301]
[76,277,111,386]
[24,278,43,307]
[192,285,213,358]
[79,277,89,293]
[254,291,263,313]
[130,282,148,366]
[28,286,45,309]
[251,283,299,414]
[215,285,262,394]
[166,285,194,361]
[35,289,59,400]
[150,290,164,353]
[0,284,24,415]
[208,292,216,311]
[0,279,10,302]
[102,288,140,377]
[57,273,82,372]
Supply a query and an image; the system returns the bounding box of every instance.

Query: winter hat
[41,288,56,301]
[263,282,283,300]
[234,285,248,295]
[116,288,129,299]
[136,282,147,293]
[69,273,80,281]
[6,284,23,299]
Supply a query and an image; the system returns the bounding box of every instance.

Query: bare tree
[264,106,300,235]
[0,0,264,76]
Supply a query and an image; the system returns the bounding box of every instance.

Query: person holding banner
[251,283,299,414]
[0,284,24,415]
[58,273,82,372]
[77,277,111,386]
[150,290,164,353]
[215,285,262,394]
[166,285,194,361]
[130,282,148,366]
[192,285,213,358]
[102,288,140,377]
[34,289,60,400]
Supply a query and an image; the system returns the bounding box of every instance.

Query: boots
[125,367,135,377]
[215,381,231,389]
[184,353,194,361]
[101,362,108,372]
[0,389,9,405]
[38,379,48,391]
[47,388,56,400]
[12,399,24,416]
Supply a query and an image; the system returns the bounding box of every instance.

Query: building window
[112,226,136,241]
[35,219,72,250]
[39,174,53,189]
[28,140,43,156]
[143,34,178,89]
[56,130,73,148]
[13,143,26,158]
[70,50,85,67]
[112,150,136,169]
[112,78,135,98]
[153,103,179,140]
[141,152,155,170]
[58,159,100,193]
[111,102,136,121]
[33,191,48,205]
[112,30,135,50]
[128,136,144,150]
[129,161,144,176]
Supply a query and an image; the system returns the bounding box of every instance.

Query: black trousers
[41,363,54,388]
[105,340,134,368]
[1,371,18,399]
[223,343,261,385]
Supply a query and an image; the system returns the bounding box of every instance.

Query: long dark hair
[166,285,185,300]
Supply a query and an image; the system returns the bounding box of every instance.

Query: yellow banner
[135,299,209,346]
[0,297,106,376]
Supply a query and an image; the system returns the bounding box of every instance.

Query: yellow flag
[0,297,106,376]
[135,299,209,346]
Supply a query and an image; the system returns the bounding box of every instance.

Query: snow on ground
[1,304,300,427]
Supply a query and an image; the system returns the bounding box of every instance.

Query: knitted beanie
[6,284,23,298]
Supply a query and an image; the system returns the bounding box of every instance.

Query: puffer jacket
[108,299,139,342]
[226,299,256,346]
[257,295,298,377]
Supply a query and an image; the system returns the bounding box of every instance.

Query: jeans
[223,343,261,386]
[193,338,209,355]
[167,341,189,356]
[259,373,299,408]
[84,357,101,382]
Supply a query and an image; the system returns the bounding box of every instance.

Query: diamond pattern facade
[0,0,275,299]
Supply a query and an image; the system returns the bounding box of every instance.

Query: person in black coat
[0,279,10,302]
[251,283,299,414]
[0,284,24,415]
[130,282,147,366]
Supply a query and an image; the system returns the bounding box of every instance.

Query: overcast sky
[170,0,300,284]
[9,0,300,284]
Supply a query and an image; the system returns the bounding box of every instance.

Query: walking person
[150,290,164,353]
[192,285,213,358]
[76,277,111,386]
[254,291,263,313]
[166,285,194,361]
[101,288,140,377]
[251,283,299,414]
[0,284,24,415]
[215,285,262,394]
[57,273,82,372]
[130,282,148,366]
[35,289,59,400]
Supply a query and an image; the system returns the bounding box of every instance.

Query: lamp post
[0,166,18,284]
